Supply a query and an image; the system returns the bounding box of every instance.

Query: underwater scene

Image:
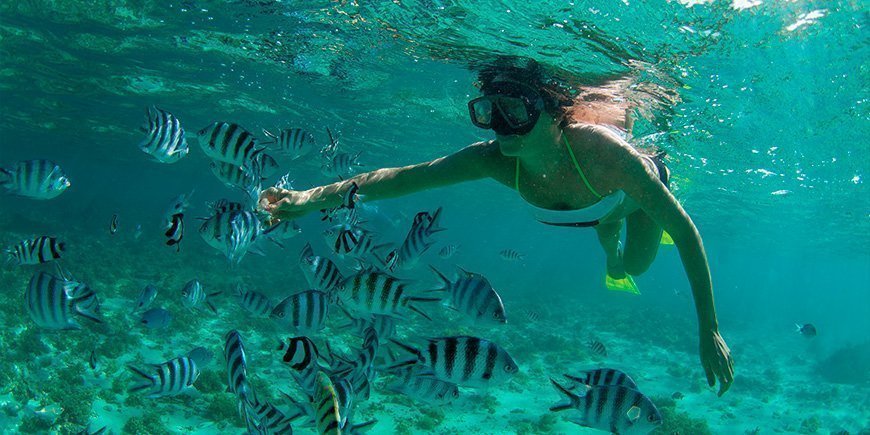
[0,1,868,434]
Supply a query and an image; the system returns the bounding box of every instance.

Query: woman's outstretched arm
[259,141,503,220]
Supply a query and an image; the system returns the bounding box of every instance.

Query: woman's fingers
[703,360,715,387]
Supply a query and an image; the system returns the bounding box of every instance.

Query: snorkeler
[259,59,735,396]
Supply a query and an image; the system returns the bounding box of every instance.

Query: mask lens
[494,96,530,126]
[469,97,494,128]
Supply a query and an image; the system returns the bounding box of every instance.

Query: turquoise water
[1,1,868,434]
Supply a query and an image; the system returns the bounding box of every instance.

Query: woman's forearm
[674,226,719,332]
[298,163,433,212]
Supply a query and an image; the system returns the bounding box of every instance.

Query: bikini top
[515,133,630,227]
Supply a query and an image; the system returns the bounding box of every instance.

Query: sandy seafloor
[0,223,867,435]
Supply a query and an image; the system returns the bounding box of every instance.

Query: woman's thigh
[624,209,663,275]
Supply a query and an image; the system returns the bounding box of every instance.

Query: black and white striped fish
[337,307,397,341]
[25,270,101,330]
[181,279,220,314]
[164,213,184,251]
[588,340,608,357]
[270,290,329,334]
[339,269,437,320]
[324,226,384,264]
[320,182,360,223]
[386,207,444,271]
[499,249,524,261]
[135,284,158,311]
[0,159,70,199]
[299,243,344,295]
[137,106,189,164]
[198,210,264,264]
[277,336,321,371]
[390,336,518,388]
[224,330,252,400]
[263,127,315,160]
[313,371,342,435]
[438,244,459,259]
[387,366,459,404]
[563,368,639,391]
[109,214,119,235]
[210,161,261,191]
[6,236,65,265]
[164,191,194,225]
[242,395,298,435]
[430,266,507,324]
[253,152,279,179]
[549,381,662,434]
[235,285,273,317]
[322,152,363,179]
[128,356,200,398]
[197,122,265,167]
[208,199,246,214]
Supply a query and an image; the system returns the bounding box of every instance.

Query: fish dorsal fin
[626,405,641,422]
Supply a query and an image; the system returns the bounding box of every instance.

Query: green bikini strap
[562,133,603,199]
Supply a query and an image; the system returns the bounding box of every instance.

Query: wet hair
[474,57,573,117]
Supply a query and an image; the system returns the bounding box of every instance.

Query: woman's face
[497,112,557,157]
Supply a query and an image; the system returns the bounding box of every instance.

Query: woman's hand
[258,187,309,222]
[700,328,734,396]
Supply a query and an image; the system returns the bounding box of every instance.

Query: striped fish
[128,356,200,398]
[164,213,184,251]
[0,159,70,199]
[181,279,220,314]
[387,366,459,404]
[253,152,279,179]
[266,219,302,241]
[263,127,315,160]
[208,199,246,214]
[549,381,662,434]
[198,210,264,264]
[588,340,608,357]
[438,244,458,259]
[277,336,321,371]
[337,308,396,341]
[390,336,518,388]
[236,285,273,317]
[429,266,507,324]
[270,290,329,334]
[339,270,438,320]
[313,371,342,435]
[243,396,298,435]
[563,368,639,391]
[210,161,261,190]
[197,121,265,167]
[299,243,343,295]
[387,207,444,271]
[135,284,158,311]
[499,249,524,261]
[109,214,118,235]
[223,330,252,400]
[137,106,189,163]
[89,348,99,371]
[6,236,65,265]
[321,151,363,179]
[25,271,101,330]
[187,346,214,367]
[320,182,360,223]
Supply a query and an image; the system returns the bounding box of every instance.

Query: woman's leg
[623,209,664,276]
[595,220,625,278]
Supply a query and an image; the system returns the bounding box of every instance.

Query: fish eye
[648,414,657,422]
[504,364,515,373]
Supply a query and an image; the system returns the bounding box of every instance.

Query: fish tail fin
[549,378,581,412]
[388,338,423,362]
[427,265,450,293]
[205,300,218,315]
[0,167,11,187]
[350,419,378,433]
[262,128,278,142]
[127,365,155,393]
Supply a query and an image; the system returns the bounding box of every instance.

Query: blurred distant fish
[136,284,158,311]
[795,323,817,338]
[198,121,264,168]
[137,106,189,163]
[588,340,607,357]
[263,127,315,160]
[438,244,458,259]
[210,161,261,191]
[164,191,194,223]
[164,213,184,251]
[187,346,214,367]
[253,152,279,179]
[133,224,143,240]
[322,151,363,179]
[523,308,542,322]
[549,381,662,434]
[277,336,321,371]
[141,307,172,329]
[109,214,119,235]
[181,279,220,314]
[299,243,343,294]
[387,207,445,271]
[265,219,302,241]
[563,368,639,391]
[390,336,519,388]
[499,249,524,261]
[235,284,273,317]
[25,271,101,330]
[88,348,99,371]
[6,236,65,266]
[270,290,329,334]
[128,356,200,398]
[78,423,107,435]
[0,159,70,199]
[387,366,459,404]
[208,199,246,214]
[429,266,507,325]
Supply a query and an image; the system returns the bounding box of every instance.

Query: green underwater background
[0,1,868,434]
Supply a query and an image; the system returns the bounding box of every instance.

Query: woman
[259,61,734,396]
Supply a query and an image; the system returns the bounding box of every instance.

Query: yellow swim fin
[605,273,641,295]
[660,231,675,245]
